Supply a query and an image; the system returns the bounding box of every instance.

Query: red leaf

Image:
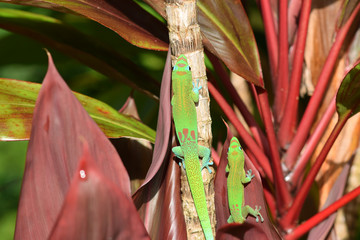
[198,0,264,87]
[3,0,168,51]
[49,144,149,240]
[216,223,267,240]
[15,52,130,239]
[133,50,172,193]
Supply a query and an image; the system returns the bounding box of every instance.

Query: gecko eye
[173,65,178,71]
[186,65,191,71]
[239,146,242,150]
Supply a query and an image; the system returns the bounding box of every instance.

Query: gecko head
[173,54,190,75]
[230,137,241,149]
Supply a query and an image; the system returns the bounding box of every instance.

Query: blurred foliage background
[0,1,265,239]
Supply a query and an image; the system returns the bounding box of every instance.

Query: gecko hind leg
[172,146,185,169]
[227,215,234,223]
[198,145,212,173]
[242,205,264,223]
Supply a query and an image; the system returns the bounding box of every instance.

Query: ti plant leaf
[336,61,360,119]
[0,8,160,98]
[197,0,263,87]
[0,78,156,142]
[15,52,136,239]
[49,146,150,240]
[0,0,168,51]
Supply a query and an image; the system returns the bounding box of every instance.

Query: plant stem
[285,186,360,240]
[208,82,273,182]
[280,113,350,229]
[207,53,270,155]
[259,0,278,80]
[211,147,220,166]
[274,0,289,122]
[290,97,335,187]
[256,86,292,213]
[278,0,312,148]
[284,3,360,167]
[264,186,277,219]
[250,83,263,120]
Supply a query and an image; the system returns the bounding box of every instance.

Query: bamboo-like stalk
[165,1,215,239]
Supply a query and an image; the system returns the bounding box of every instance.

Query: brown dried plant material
[303,1,360,239]
[302,0,341,96]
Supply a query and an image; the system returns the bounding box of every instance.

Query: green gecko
[171,54,213,240]
[226,137,264,224]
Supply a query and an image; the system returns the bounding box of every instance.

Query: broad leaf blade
[197,0,263,87]
[49,145,149,240]
[336,61,360,118]
[15,52,132,238]
[133,50,172,191]
[0,8,160,98]
[15,52,131,239]
[0,78,156,142]
[1,0,168,51]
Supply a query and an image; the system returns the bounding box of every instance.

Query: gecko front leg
[172,146,186,169]
[198,145,213,173]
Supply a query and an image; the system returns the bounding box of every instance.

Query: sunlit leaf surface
[0,0,168,51]
[198,0,263,87]
[0,78,156,142]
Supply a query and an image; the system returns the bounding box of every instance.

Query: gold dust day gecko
[226,137,264,224]
[171,54,213,240]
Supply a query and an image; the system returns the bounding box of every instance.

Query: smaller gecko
[226,137,264,224]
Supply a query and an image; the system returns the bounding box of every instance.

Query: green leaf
[197,0,263,87]
[0,78,156,142]
[336,61,360,118]
[0,8,160,99]
[0,0,168,51]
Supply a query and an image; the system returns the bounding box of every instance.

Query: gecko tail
[186,158,214,240]
[203,226,214,240]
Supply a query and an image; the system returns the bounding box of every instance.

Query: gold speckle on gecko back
[176,71,187,76]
